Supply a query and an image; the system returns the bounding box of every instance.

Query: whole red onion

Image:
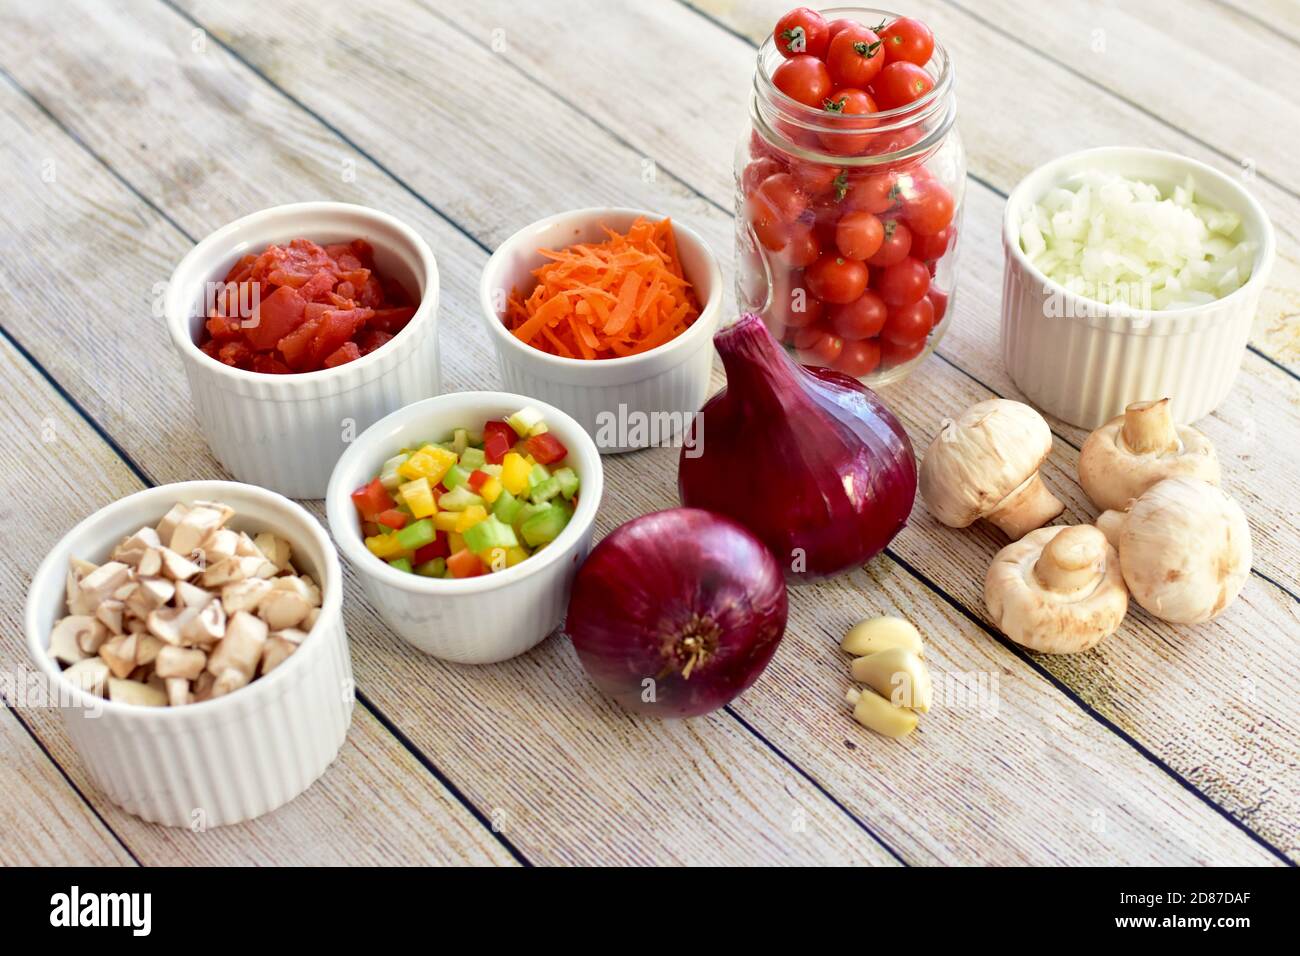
[566,508,788,718]
[679,313,916,582]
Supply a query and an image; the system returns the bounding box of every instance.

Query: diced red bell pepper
[484,431,511,465]
[352,478,396,521]
[247,285,306,350]
[467,469,489,491]
[323,341,362,368]
[447,549,486,578]
[526,432,568,465]
[362,521,381,537]
[376,508,409,529]
[413,534,450,564]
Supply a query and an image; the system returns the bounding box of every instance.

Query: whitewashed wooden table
[1,0,1296,866]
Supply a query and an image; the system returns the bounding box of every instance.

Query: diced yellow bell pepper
[365,532,404,559]
[399,477,437,518]
[455,505,487,533]
[504,546,529,567]
[434,512,460,533]
[478,476,503,505]
[448,531,466,554]
[481,547,509,572]
[500,452,531,495]
[398,444,458,484]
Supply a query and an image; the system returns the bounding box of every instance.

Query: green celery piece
[480,463,503,479]
[379,453,409,491]
[520,503,572,548]
[459,447,486,470]
[450,429,469,455]
[527,463,552,490]
[513,501,550,531]
[530,476,561,503]
[387,557,414,574]
[442,464,471,490]
[414,557,446,577]
[394,518,435,551]
[438,486,484,512]
[553,467,579,499]
[492,488,523,524]
[507,406,545,437]
[463,515,519,553]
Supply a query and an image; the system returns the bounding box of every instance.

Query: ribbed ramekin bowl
[1001,147,1276,429]
[24,481,353,828]
[326,391,604,664]
[165,202,441,498]
[478,208,722,454]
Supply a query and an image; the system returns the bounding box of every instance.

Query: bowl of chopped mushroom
[24,480,353,827]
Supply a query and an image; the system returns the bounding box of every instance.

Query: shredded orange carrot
[503,217,702,360]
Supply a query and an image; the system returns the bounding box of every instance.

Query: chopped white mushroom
[159,548,203,581]
[207,611,267,684]
[146,605,198,646]
[174,580,212,608]
[63,658,110,697]
[259,584,311,630]
[260,636,299,675]
[75,561,131,612]
[182,600,226,647]
[125,576,175,619]
[50,616,95,664]
[204,528,240,562]
[155,646,207,681]
[136,548,163,578]
[165,677,193,707]
[135,635,163,667]
[254,532,292,571]
[169,503,231,558]
[98,634,140,679]
[107,677,167,707]
[221,577,272,615]
[155,502,190,543]
[94,599,125,637]
[111,527,161,566]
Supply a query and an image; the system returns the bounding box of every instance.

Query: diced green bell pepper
[459,447,486,470]
[394,518,436,551]
[387,557,413,574]
[529,476,561,503]
[520,502,572,547]
[463,515,519,553]
[552,467,580,499]
[491,488,523,524]
[527,463,552,490]
[442,463,471,490]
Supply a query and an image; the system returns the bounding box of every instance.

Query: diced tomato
[483,430,511,465]
[355,329,394,354]
[351,478,395,521]
[447,549,486,578]
[216,340,252,368]
[251,353,293,374]
[413,534,450,563]
[355,276,384,308]
[277,316,322,370]
[205,313,243,341]
[247,285,306,350]
[310,308,372,366]
[526,432,568,465]
[223,254,257,284]
[376,508,408,529]
[323,341,362,368]
[467,469,489,491]
[299,269,337,302]
[370,306,417,333]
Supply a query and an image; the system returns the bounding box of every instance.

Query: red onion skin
[678,313,916,583]
[566,508,789,718]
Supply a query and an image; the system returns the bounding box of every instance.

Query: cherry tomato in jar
[909,224,953,262]
[835,210,884,261]
[799,329,845,366]
[877,256,930,306]
[882,294,935,345]
[901,177,955,235]
[865,220,912,267]
[881,334,927,367]
[782,223,822,267]
[826,25,886,89]
[755,172,808,223]
[773,54,833,108]
[748,194,789,252]
[742,156,785,195]
[834,337,882,377]
[844,171,899,214]
[791,160,841,197]
[879,17,935,66]
[792,324,828,351]
[927,287,949,324]
[806,253,869,304]
[820,87,878,155]
[829,289,887,340]
[872,61,935,109]
[773,7,830,59]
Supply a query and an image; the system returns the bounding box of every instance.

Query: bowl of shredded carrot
[479,208,722,452]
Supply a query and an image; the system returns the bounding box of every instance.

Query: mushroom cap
[1078,414,1219,512]
[984,525,1128,653]
[1117,477,1251,624]
[921,400,1054,528]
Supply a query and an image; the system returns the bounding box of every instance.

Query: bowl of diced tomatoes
[325,391,604,664]
[164,202,441,498]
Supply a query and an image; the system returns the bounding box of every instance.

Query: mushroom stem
[1034,526,1106,593]
[987,472,1065,540]
[1095,509,1126,549]
[1120,399,1178,455]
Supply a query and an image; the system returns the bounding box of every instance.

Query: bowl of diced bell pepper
[325,391,603,664]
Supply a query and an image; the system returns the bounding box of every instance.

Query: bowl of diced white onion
[1001,147,1275,428]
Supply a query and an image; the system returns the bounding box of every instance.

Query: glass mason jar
[735,7,964,385]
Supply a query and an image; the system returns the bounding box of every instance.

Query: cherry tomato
[757,172,808,223]
[881,335,927,367]
[872,61,935,109]
[791,160,841,197]
[825,18,861,44]
[879,17,935,66]
[773,55,833,108]
[773,275,825,329]
[927,287,949,324]
[829,290,887,340]
[742,156,785,195]
[909,224,952,261]
[901,178,954,235]
[844,171,899,214]
[835,210,884,261]
[877,256,930,306]
[782,224,821,267]
[805,253,869,304]
[792,324,828,350]
[748,195,789,252]
[826,25,886,89]
[865,220,912,267]
[799,329,845,366]
[882,295,935,345]
[774,7,830,59]
[834,338,882,377]
[820,87,877,155]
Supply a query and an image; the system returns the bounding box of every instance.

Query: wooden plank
[0,708,136,866]
[0,335,519,865]
[1216,0,1300,46]
[0,30,893,866]
[0,0,1286,863]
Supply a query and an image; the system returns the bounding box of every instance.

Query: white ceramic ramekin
[165,202,441,498]
[24,481,353,828]
[325,391,603,664]
[478,208,723,453]
[1001,147,1276,428]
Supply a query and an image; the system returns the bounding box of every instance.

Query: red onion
[679,313,916,582]
[566,508,788,718]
